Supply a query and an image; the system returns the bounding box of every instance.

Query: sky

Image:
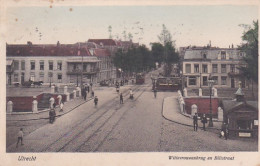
[6,5,258,48]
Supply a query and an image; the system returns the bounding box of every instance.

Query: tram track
[41,83,151,152]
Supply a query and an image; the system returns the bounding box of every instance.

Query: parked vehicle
[136,73,145,84]
[155,77,181,91]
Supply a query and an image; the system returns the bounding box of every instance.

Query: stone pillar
[218,107,223,121]
[73,90,76,99]
[181,100,185,113]
[32,100,38,113]
[7,101,13,113]
[191,104,198,117]
[183,88,187,97]
[57,95,62,105]
[213,87,218,97]
[66,92,70,102]
[199,88,202,97]
[49,97,55,109]
[51,86,55,93]
[76,87,81,97]
[64,86,68,94]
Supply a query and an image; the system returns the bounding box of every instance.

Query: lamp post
[208,77,215,127]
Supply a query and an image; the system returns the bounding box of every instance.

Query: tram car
[135,73,145,84]
[155,77,181,91]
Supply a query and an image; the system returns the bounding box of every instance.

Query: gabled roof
[94,48,111,57]
[88,39,118,46]
[222,100,258,113]
[6,44,92,57]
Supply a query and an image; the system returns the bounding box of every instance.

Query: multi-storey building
[182,46,246,88]
[6,41,116,86]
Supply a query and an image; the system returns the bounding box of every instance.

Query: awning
[6,59,13,66]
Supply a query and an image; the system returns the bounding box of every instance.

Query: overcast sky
[6,5,258,48]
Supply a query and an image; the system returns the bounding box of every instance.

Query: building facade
[182,46,247,88]
[6,42,116,86]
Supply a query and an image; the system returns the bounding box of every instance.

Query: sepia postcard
[0,0,259,165]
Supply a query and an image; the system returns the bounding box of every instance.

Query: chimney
[27,41,32,46]
[57,41,60,46]
[232,43,234,48]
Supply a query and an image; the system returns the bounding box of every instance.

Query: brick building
[6,41,116,86]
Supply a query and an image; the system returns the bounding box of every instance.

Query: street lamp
[208,77,215,127]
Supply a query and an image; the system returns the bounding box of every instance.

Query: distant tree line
[112,24,179,76]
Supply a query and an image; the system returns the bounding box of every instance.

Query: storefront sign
[239,132,251,137]
[254,120,258,126]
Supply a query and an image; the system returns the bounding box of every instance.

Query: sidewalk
[162,94,222,131]
[6,96,93,121]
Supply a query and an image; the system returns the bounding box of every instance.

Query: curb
[6,98,93,122]
[161,97,221,131]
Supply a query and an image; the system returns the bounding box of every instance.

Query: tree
[157,24,179,76]
[238,20,258,98]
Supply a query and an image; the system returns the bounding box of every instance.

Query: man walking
[16,128,24,148]
[120,93,123,104]
[201,114,208,131]
[193,113,198,131]
[219,123,228,140]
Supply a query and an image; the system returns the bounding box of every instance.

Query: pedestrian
[219,123,228,140]
[16,128,24,148]
[59,101,64,112]
[201,114,208,131]
[81,87,84,99]
[193,113,198,131]
[154,88,157,98]
[91,91,94,98]
[87,85,90,93]
[94,96,98,107]
[120,93,123,104]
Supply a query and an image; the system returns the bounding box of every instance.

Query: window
[221,76,227,85]
[49,61,53,70]
[212,76,218,85]
[57,61,62,70]
[30,72,35,81]
[57,74,62,83]
[39,72,44,81]
[21,61,25,70]
[40,61,44,70]
[212,64,218,73]
[14,60,19,70]
[221,51,226,59]
[189,76,196,85]
[30,61,35,70]
[83,64,87,71]
[185,64,191,73]
[237,120,253,130]
[203,54,207,59]
[221,64,226,73]
[230,64,235,73]
[202,64,207,73]
[14,73,19,82]
[48,72,53,82]
[194,64,199,73]
[73,64,77,70]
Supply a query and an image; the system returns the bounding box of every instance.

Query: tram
[155,77,181,91]
[136,73,145,84]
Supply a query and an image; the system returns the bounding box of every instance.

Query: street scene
[5,5,258,153]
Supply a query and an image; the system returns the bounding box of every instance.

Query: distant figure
[120,93,123,104]
[59,101,64,112]
[49,108,56,124]
[16,128,24,148]
[154,88,157,98]
[94,96,98,107]
[201,114,208,131]
[219,123,228,140]
[91,91,94,98]
[129,89,133,99]
[193,113,198,131]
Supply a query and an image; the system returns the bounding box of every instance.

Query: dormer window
[221,51,226,59]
